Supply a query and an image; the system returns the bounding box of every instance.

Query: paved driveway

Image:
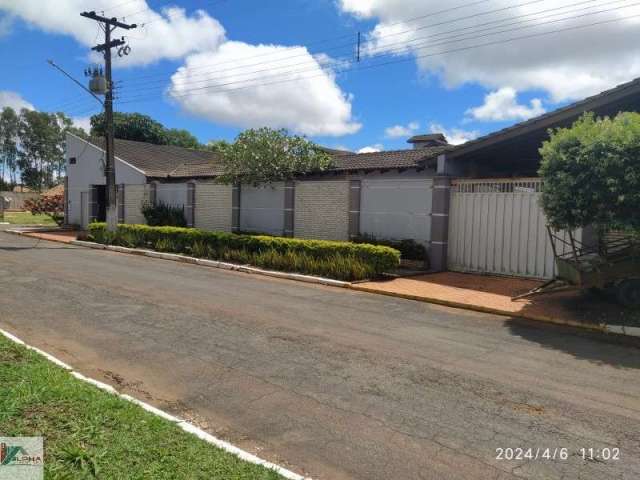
[1,230,639,480]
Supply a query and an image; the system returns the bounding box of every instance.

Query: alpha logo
[0,441,42,466]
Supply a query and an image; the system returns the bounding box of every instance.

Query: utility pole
[80,11,136,232]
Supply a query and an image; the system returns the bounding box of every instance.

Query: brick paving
[19,230,79,244]
[356,272,638,328]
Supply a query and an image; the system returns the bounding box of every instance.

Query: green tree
[164,128,200,149]
[0,107,19,186]
[204,139,230,153]
[216,128,334,185]
[539,112,640,232]
[90,112,167,145]
[90,112,201,149]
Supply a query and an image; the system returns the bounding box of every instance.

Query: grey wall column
[283,180,295,237]
[348,179,361,240]
[429,176,451,271]
[231,183,241,232]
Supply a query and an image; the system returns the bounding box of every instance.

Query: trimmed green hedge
[88,223,400,281]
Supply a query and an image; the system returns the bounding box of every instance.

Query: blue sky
[2,0,639,152]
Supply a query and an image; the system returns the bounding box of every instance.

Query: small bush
[88,224,400,281]
[141,202,187,227]
[352,234,427,262]
[23,194,65,226]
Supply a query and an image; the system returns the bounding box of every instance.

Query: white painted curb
[70,240,351,288]
[604,325,640,337]
[0,327,309,480]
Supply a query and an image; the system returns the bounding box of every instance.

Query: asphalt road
[1,229,639,480]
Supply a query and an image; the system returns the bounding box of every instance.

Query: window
[69,157,77,165]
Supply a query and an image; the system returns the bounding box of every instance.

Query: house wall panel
[294,180,349,241]
[195,182,232,232]
[239,183,285,235]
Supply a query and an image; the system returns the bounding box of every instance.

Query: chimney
[407,133,448,150]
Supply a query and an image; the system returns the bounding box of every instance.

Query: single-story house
[65,77,640,279]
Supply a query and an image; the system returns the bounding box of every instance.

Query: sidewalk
[352,272,640,332]
[8,228,78,244]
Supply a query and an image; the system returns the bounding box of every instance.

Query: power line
[124,0,495,83]
[121,0,616,92]
[116,12,640,106]
[118,2,638,99]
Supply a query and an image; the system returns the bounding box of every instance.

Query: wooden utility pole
[80,11,136,232]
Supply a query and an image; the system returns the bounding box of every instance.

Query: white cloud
[338,0,640,102]
[0,1,226,67]
[71,116,92,133]
[168,41,361,137]
[357,143,384,153]
[0,90,34,111]
[429,123,478,145]
[466,87,545,122]
[384,121,419,138]
[0,13,12,37]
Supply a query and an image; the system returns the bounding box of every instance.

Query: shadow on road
[506,318,640,369]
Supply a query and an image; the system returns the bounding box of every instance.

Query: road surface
[1,229,639,480]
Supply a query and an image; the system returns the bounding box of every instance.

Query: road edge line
[0,327,309,480]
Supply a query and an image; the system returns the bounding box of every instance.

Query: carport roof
[441,76,640,162]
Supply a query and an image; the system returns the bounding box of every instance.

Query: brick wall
[195,182,232,232]
[294,180,349,241]
[124,184,148,224]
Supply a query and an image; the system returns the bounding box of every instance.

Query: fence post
[348,179,361,240]
[232,184,241,233]
[283,180,295,237]
[429,176,452,271]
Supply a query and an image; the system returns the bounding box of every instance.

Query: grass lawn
[3,211,56,225]
[0,335,284,479]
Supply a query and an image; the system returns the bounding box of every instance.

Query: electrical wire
[115,12,640,106]
[121,0,618,92]
[117,2,639,100]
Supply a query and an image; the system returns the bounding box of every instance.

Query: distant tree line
[0,106,87,192]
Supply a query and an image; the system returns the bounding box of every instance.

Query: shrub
[88,223,400,281]
[352,234,427,262]
[141,202,187,227]
[23,194,65,226]
[539,112,640,232]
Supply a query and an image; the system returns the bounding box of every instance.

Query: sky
[2,0,640,153]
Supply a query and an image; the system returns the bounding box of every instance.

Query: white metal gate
[448,178,580,279]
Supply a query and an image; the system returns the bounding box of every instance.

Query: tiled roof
[330,146,450,172]
[42,183,64,197]
[81,136,447,179]
[86,137,222,178]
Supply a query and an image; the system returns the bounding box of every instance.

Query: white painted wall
[65,133,146,225]
[240,183,285,235]
[156,183,188,207]
[359,176,434,247]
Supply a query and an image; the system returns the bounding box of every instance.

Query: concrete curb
[347,285,640,338]
[70,240,351,289]
[24,236,640,340]
[0,327,309,480]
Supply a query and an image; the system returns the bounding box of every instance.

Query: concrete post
[284,180,295,237]
[429,176,452,271]
[231,184,241,233]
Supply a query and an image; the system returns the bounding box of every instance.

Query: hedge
[88,223,400,281]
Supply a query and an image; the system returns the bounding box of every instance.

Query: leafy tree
[164,128,200,149]
[204,139,230,153]
[216,128,334,185]
[91,112,167,145]
[90,112,201,149]
[539,112,640,232]
[0,107,19,186]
